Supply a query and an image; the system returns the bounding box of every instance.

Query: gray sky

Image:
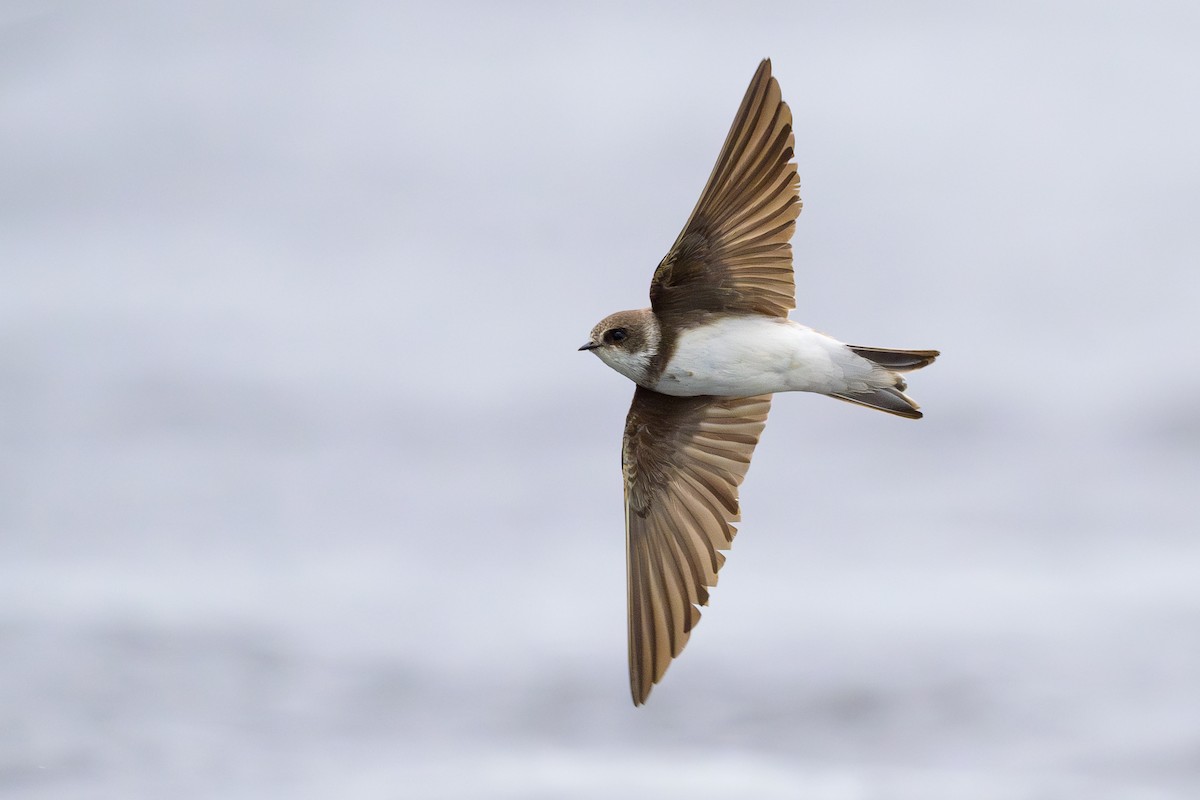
[3,2,1199,798]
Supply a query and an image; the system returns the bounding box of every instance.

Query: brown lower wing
[622,387,772,705]
[650,58,801,321]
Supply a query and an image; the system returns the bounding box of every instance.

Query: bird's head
[579,308,661,385]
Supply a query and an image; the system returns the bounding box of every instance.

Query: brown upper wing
[622,387,772,705]
[650,59,801,322]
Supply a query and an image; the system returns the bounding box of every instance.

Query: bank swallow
[580,60,939,705]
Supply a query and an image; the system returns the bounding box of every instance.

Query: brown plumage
[650,60,801,324]
[622,60,798,704]
[623,389,771,704]
[581,59,939,705]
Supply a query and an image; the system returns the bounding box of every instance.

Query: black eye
[606,328,628,344]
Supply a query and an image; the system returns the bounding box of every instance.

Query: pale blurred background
[3,1,1199,798]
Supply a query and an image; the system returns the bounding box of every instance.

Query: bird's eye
[606,328,628,344]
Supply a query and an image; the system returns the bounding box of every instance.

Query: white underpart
[652,316,890,398]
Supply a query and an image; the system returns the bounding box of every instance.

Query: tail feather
[834,346,939,419]
[847,346,939,372]
[831,387,924,418]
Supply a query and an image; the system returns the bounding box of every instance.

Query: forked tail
[832,346,940,419]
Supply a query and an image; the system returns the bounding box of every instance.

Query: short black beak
[578,341,599,351]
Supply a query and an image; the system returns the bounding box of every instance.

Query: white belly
[652,316,879,398]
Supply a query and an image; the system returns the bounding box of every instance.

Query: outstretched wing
[650,59,801,322]
[622,387,772,705]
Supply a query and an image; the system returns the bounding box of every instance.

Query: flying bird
[579,59,939,706]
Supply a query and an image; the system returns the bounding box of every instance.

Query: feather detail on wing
[650,59,801,321]
[622,387,772,705]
